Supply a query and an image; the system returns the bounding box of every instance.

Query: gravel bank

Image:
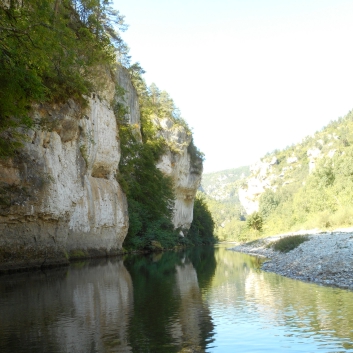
[230,228,353,290]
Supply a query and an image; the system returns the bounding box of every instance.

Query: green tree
[188,194,216,245]
[246,212,263,231]
[0,0,128,157]
[259,189,279,219]
[119,124,177,250]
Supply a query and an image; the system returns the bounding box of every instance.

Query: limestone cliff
[0,94,128,271]
[0,67,136,271]
[155,117,203,231]
[0,66,202,270]
[238,158,278,215]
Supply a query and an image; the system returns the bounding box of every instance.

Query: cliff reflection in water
[124,246,216,352]
[0,247,216,353]
[2,246,353,352]
[0,258,134,353]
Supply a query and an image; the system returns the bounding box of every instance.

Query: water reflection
[0,258,133,353]
[209,246,353,352]
[1,246,353,352]
[124,247,215,352]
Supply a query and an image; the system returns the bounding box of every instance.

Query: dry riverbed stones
[231,229,353,290]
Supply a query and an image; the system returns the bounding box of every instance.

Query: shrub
[0,0,129,157]
[188,194,216,245]
[246,212,263,231]
[270,235,309,253]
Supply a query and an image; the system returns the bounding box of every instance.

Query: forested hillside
[210,110,353,242]
[256,109,353,235]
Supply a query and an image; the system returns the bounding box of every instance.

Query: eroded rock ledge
[0,96,129,272]
[231,228,353,291]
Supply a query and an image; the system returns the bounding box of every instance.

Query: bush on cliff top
[0,0,128,157]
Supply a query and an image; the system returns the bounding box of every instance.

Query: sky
[113,0,353,173]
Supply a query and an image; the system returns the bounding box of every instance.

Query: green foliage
[269,235,309,253]
[246,212,263,231]
[119,125,177,250]
[188,194,216,245]
[259,189,279,219]
[0,0,129,157]
[200,166,250,241]
[252,109,353,236]
[120,124,210,249]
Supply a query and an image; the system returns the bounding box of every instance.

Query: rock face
[0,67,201,270]
[0,80,130,271]
[115,67,140,127]
[155,117,202,230]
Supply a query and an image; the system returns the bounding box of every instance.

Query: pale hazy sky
[114,0,353,173]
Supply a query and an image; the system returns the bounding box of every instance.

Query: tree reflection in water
[124,247,216,353]
[1,246,353,352]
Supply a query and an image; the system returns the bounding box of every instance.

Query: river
[0,244,353,352]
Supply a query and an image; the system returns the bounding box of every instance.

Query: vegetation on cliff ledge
[118,77,213,250]
[0,0,128,157]
[0,0,215,250]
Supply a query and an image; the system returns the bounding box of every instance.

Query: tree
[0,0,129,157]
[188,194,216,244]
[119,124,176,250]
[246,212,263,231]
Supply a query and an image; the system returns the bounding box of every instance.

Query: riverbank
[0,242,202,275]
[230,228,353,290]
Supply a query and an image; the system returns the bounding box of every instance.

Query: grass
[269,235,309,253]
[69,249,88,259]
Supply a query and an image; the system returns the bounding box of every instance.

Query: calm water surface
[1,244,353,352]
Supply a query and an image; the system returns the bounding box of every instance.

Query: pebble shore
[230,228,353,290]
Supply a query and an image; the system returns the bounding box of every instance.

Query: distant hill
[202,109,353,242]
[200,166,250,241]
[201,166,250,201]
[238,109,353,236]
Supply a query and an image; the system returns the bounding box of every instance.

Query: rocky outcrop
[115,67,140,127]
[155,117,202,231]
[0,66,138,272]
[0,66,202,271]
[0,95,129,272]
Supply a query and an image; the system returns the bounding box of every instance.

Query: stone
[0,65,201,271]
[0,95,129,272]
[155,117,202,230]
[231,230,353,290]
